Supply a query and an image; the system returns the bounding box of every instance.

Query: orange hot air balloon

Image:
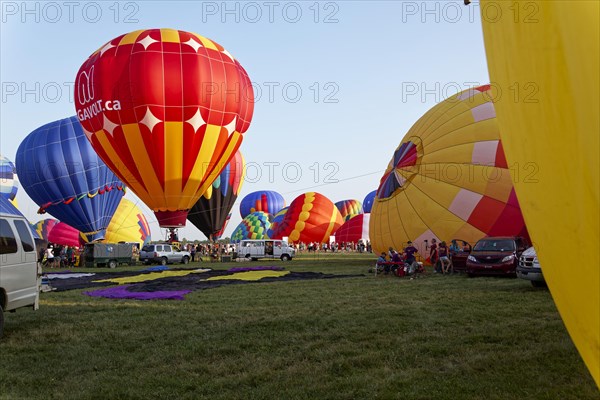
[269,192,343,244]
[74,29,254,228]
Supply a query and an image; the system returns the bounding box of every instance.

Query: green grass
[0,253,597,399]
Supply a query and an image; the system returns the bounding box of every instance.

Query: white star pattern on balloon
[185,109,207,132]
[103,115,119,136]
[183,38,203,52]
[139,107,161,132]
[100,42,116,56]
[137,35,158,50]
[221,49,235,62]
[223,116,237,136]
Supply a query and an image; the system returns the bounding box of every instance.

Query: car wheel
[144,260,150,265]
[0,303,4,339]
[108,260,117,269]
[182,256,189,265]
[160,257,168,266]
[245,254,251,260]
[531,280,547,288]
[280,254,291,261]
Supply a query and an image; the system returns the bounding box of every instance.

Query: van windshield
[473,240,515,252]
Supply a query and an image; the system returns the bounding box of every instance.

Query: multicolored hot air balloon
[370,85,529,257]
[16,116,125,242]
[334,199,363,221]
[266,206,289,239]
[31,219,59,242]
[269,192,343,243]
[362,190,377,213]
[334,214,370,244]
[480,0,599,386]
[240,190,285,219]
[48,221,86,247]
[188,151,244,241]
[0,154,19,202]
[105,198,152,246]
[74,28,254,228]
[231,211,271,243]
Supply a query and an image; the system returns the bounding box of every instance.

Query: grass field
[0,253,597,399]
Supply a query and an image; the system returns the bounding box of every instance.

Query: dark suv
[466,236,529,277]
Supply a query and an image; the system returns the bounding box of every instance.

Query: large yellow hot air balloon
[479,0,599,386]
[105,198,152,246]
[370,85,529,257]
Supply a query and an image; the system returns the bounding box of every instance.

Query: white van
[0,197,40,338]
[236,239,296,261]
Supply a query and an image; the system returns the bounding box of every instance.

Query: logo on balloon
[77,66,95,105]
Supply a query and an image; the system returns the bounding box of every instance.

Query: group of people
[376,240,421,276]
[428,238,462,274]
[40,244,78,268]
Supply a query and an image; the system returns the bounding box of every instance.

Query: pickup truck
[139,243,191,266]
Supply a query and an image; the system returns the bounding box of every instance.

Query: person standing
[403,241,419,274]
[430,238,440,273]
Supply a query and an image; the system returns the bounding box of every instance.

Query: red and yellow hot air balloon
[105,198,152,246]
[74,28,254,228]
[269,192,343,244]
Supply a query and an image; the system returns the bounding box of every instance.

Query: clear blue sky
[0,0,490,241]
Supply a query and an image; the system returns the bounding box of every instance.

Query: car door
[450,239,471,272]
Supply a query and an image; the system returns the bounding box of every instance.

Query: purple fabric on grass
[227,266,284,273]
[83,285,191,300]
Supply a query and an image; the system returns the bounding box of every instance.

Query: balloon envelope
[270,192,343,243]
[75,29,254,228]
[0,154,19,202]
[231,211,271,243]
[335,214,370,244]
[266,206,289,239]
[105,198,152,246]
[481,0,599,386]
[188,151,244,240]
[334,199,363,221]
[240,190,285,219]
[48,222,86,247]
[16,116,125,242]
[31,219,59,242]
[370,85,530,257]
[362,190,377,213]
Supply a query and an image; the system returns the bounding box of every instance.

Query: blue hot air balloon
[240,190,285,219]
[16,116,124,242]
[362,190,377,213]
[0,154,19,202]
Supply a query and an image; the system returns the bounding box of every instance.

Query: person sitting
[390,251,403,274]
[439,241,451,274]
[375,252,387,274]
[403,241,420,275]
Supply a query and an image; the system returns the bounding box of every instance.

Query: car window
[474,239,516,252]
[0,219,18,254]
[14,220,35,252]
[164,245,171,252]
[142,245,152,252]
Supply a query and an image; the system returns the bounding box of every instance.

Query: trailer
[82,242,139,268]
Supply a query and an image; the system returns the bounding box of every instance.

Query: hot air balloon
[213,213,231,241]
[31,219,59,242]
[74,28,254,234]
[334,214,370,244]
[0,154,19,202]
[231,211,271,243]
[334,199,363,221]
[269,192,343,244]
[362,190,377,213]
[105,198,152,246]
[370,85,529,258]
[48,222,86,247]
[480,0,599,386]
[240,190,285,219]
[266,206,289,239]
[16,116,125,242]
[188,151,244,241]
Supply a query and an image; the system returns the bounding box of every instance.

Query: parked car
[466,236,529,277]
[449,239,472,273]
[235,239,296,261]
[0,197,40,338]
[517,246,546,287]
[139,243,191,265]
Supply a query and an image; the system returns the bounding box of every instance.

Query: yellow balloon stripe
[160,28,181,43]
[323,204,341,242]
[192,33,219,51]
[93,130,150,202]
[122,123,164,210]
[118,29,146,46]
[163,122,184,210]
[181,124,221,206]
